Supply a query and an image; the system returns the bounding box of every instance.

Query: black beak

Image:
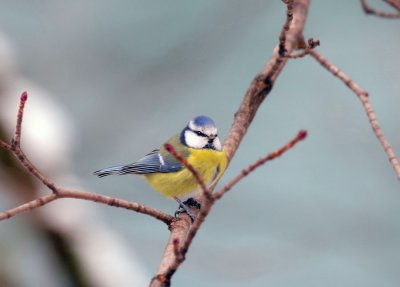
[205,138,215,150]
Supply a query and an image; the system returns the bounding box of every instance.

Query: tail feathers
[93,165,128,177]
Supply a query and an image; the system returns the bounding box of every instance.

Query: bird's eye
[195,131,206,137]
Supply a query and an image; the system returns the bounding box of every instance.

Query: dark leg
[183,198,201,209]
[174,197,201,222]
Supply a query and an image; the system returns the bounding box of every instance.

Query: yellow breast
[144,148,227,199]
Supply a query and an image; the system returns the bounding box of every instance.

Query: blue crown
[193,115,216,127]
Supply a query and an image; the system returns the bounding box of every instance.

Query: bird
[94,115,227,221]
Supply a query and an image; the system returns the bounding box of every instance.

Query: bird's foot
[183,198,201,209]
[174,197,201,222]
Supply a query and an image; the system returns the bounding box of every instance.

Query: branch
[0,139,11,150]
[0,188,173,224]
[152,129,309,286]
[5,92,58,193]
[3,1,313,285]
[214,130,308,200]
[164,143,209,195]
[0,92,23,150]
[151,2,311,284]
[223,0,310,162]
[11,91,28,150]
[285,38,320,59]
[174,130,309,274]
[309,50,400,179]
[385,0,400,11]
[150,216,191,286]
[361,0,400,18]
[14,146,58,193]
[0,92,174,226]
[156,195,213,284]
[278,0,294,57]
[153,143,214,285]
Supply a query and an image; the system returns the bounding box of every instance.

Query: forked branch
[151,1,311,285]
[214,130,308,200]
[0,92,174,225]
[2,1,397,286]
[309,50,400,179]
[151,130,308,286]
[285,38,320,59]
[223,0,310,162]
[361,0,400,18]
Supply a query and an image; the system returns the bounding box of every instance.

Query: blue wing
[94,149,183,177]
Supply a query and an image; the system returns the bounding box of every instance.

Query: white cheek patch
[185,130,208,149]
[213,137,222,151]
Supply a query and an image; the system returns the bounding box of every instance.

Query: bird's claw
[174,198,201,222]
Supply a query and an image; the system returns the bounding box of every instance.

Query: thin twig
[361,0,400,18]
[309,50,400,179]
[13,147,59,193]
[285,38,320,59]
[0,92,174,226]
[0,188,174,225]
[0,193,57,220]
[0,139,11,150]
[223,0,310,162]
[11,91,28,150]
[285,49,309,59]
[164,143,210,195]
[385,0,400,11]
[214,130,308,200]
[5,92,59,193]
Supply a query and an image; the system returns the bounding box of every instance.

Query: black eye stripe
[195,131,207,137]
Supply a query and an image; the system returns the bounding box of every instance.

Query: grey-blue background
[0,1,399,286]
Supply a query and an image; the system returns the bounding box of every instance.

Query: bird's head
[180,115,222,151]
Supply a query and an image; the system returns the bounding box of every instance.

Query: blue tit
[94,115,227,219]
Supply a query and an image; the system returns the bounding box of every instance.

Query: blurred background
[0,1,399,286]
